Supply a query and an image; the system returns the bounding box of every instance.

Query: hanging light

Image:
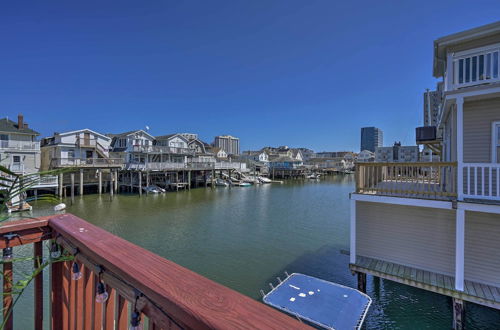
[95,282,109,303]
[129,311,142,330]
[72,261,83,281]
[2,247,13,261]
[50,242,61,259]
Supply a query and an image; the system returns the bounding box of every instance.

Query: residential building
[374,142,419,162]
[40,129,120,170]
[214,135,240,155]
[350,22,500,328]
[0,114,40,174]
[356,150,375,162]
[241,151,269,163]
[424,82,444,127]
[268,156,303,169]
[360,127,383,152]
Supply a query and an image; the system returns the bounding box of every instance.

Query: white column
[350,199,356,264]
[456,97,464,200]
[445,52,454,91]
[455,209,465,291]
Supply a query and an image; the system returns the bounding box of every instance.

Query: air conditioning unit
[416,126,437,143]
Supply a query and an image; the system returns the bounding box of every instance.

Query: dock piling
[79,169,84,195]
[452,298,465,330]
[357,272,367,293]
[98,169,102,195]
[70,173,75,205]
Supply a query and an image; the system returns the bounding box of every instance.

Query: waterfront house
[241,150,269,163]
[41,129,120,170]
[109,130,155,169]
[41,128,123,195]
[0,115,40,175]
[268,156,303,169]
[356,150,375,162]
[351,22,500,328]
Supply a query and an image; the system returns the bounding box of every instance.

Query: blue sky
[1,1,499,151]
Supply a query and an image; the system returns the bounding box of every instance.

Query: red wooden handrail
[47,214,309,329]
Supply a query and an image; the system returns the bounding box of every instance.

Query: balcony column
[350,198,356,264]
[456,97,464,200]
[455,208,465,291]
[445,52,454,91]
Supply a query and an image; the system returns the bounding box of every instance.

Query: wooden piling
[110,174,114,200]
[114,170,118,192]
[70,173,75,205]
[452,298,465,330]
[79,169,84,195]
[138,172,142,196]
[357,272,367,293]
[98,169,102,195]
[188,171,191,190]
[58,173,63,197]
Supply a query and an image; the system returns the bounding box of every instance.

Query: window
[68,150,75,159]
[13,156,21,164]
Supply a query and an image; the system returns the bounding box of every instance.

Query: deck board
[350,256,500,310]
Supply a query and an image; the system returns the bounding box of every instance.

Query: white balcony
[462,163,500,201]
[448,45,500,90]
[0,140,40,151]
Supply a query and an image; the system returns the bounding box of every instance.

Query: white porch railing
[51,158,124,168]
[0,141,40,151]
[452,46,500,90]
[462,163,500,200]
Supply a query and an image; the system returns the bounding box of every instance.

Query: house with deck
[41,128,123,195]
[350,21,500,329]
[0,115,40,175]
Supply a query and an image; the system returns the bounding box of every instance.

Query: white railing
[452,46,500,90]
[0,141,40,151]
[462,163,500,200]
[31,175,59,187]
[51,158,124,167]
[132,145,194,155]
[9,164,24,173]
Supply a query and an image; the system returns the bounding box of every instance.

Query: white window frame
[491,121,500,163]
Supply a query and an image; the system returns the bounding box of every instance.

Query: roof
[55,128,110,141]
[0,118,40,135]
[433,21,500,77]
[108,130,154,140]
[155,133,189,143]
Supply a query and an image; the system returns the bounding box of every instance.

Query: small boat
[236,182,252,187]
[143,185,166,193]
[258,176,272,184]
[215,179,229,187]
[306,174,320,180]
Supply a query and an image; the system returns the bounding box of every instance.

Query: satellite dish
[145,126,150,131]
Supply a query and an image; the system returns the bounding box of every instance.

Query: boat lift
[261,273,371,330]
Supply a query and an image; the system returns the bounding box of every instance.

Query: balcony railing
[51,158,124,168]
[355,162,457,200]
[0,140,40,151]
[76,137,97,147]
[0,215,306,330]
[125,161,246,171]
[132,145,194,155]
[451,46,500,90]
[462,163,500,200]
[8,164,24,174]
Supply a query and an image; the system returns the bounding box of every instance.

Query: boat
[258,176,272,184]
[143,185,166,193]
[54,203,66,212]
[214,178,229,187]
[306,174,320,180]
[236,182,252,187]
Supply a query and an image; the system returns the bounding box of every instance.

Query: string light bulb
[72,262,82,281]
[129,311,142,330]
[95,282,109,303]
[2,247,13,261]
[50,243,61,259]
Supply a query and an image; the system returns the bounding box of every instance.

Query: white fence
[0,141,40,150]
[462,163,500,200]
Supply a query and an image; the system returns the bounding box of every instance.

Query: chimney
[17,114,24,130]
[24,123,28,128]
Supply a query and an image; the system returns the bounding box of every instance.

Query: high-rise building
[360,127,383,152]
[423,82,443,127]
[214,135,240,155]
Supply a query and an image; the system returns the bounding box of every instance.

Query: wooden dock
[350,255,500,310]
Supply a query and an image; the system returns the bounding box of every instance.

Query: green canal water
[9,175,500,329]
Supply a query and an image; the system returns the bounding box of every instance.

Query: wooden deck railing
[355,162,457,199]
[0,214,309,330]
